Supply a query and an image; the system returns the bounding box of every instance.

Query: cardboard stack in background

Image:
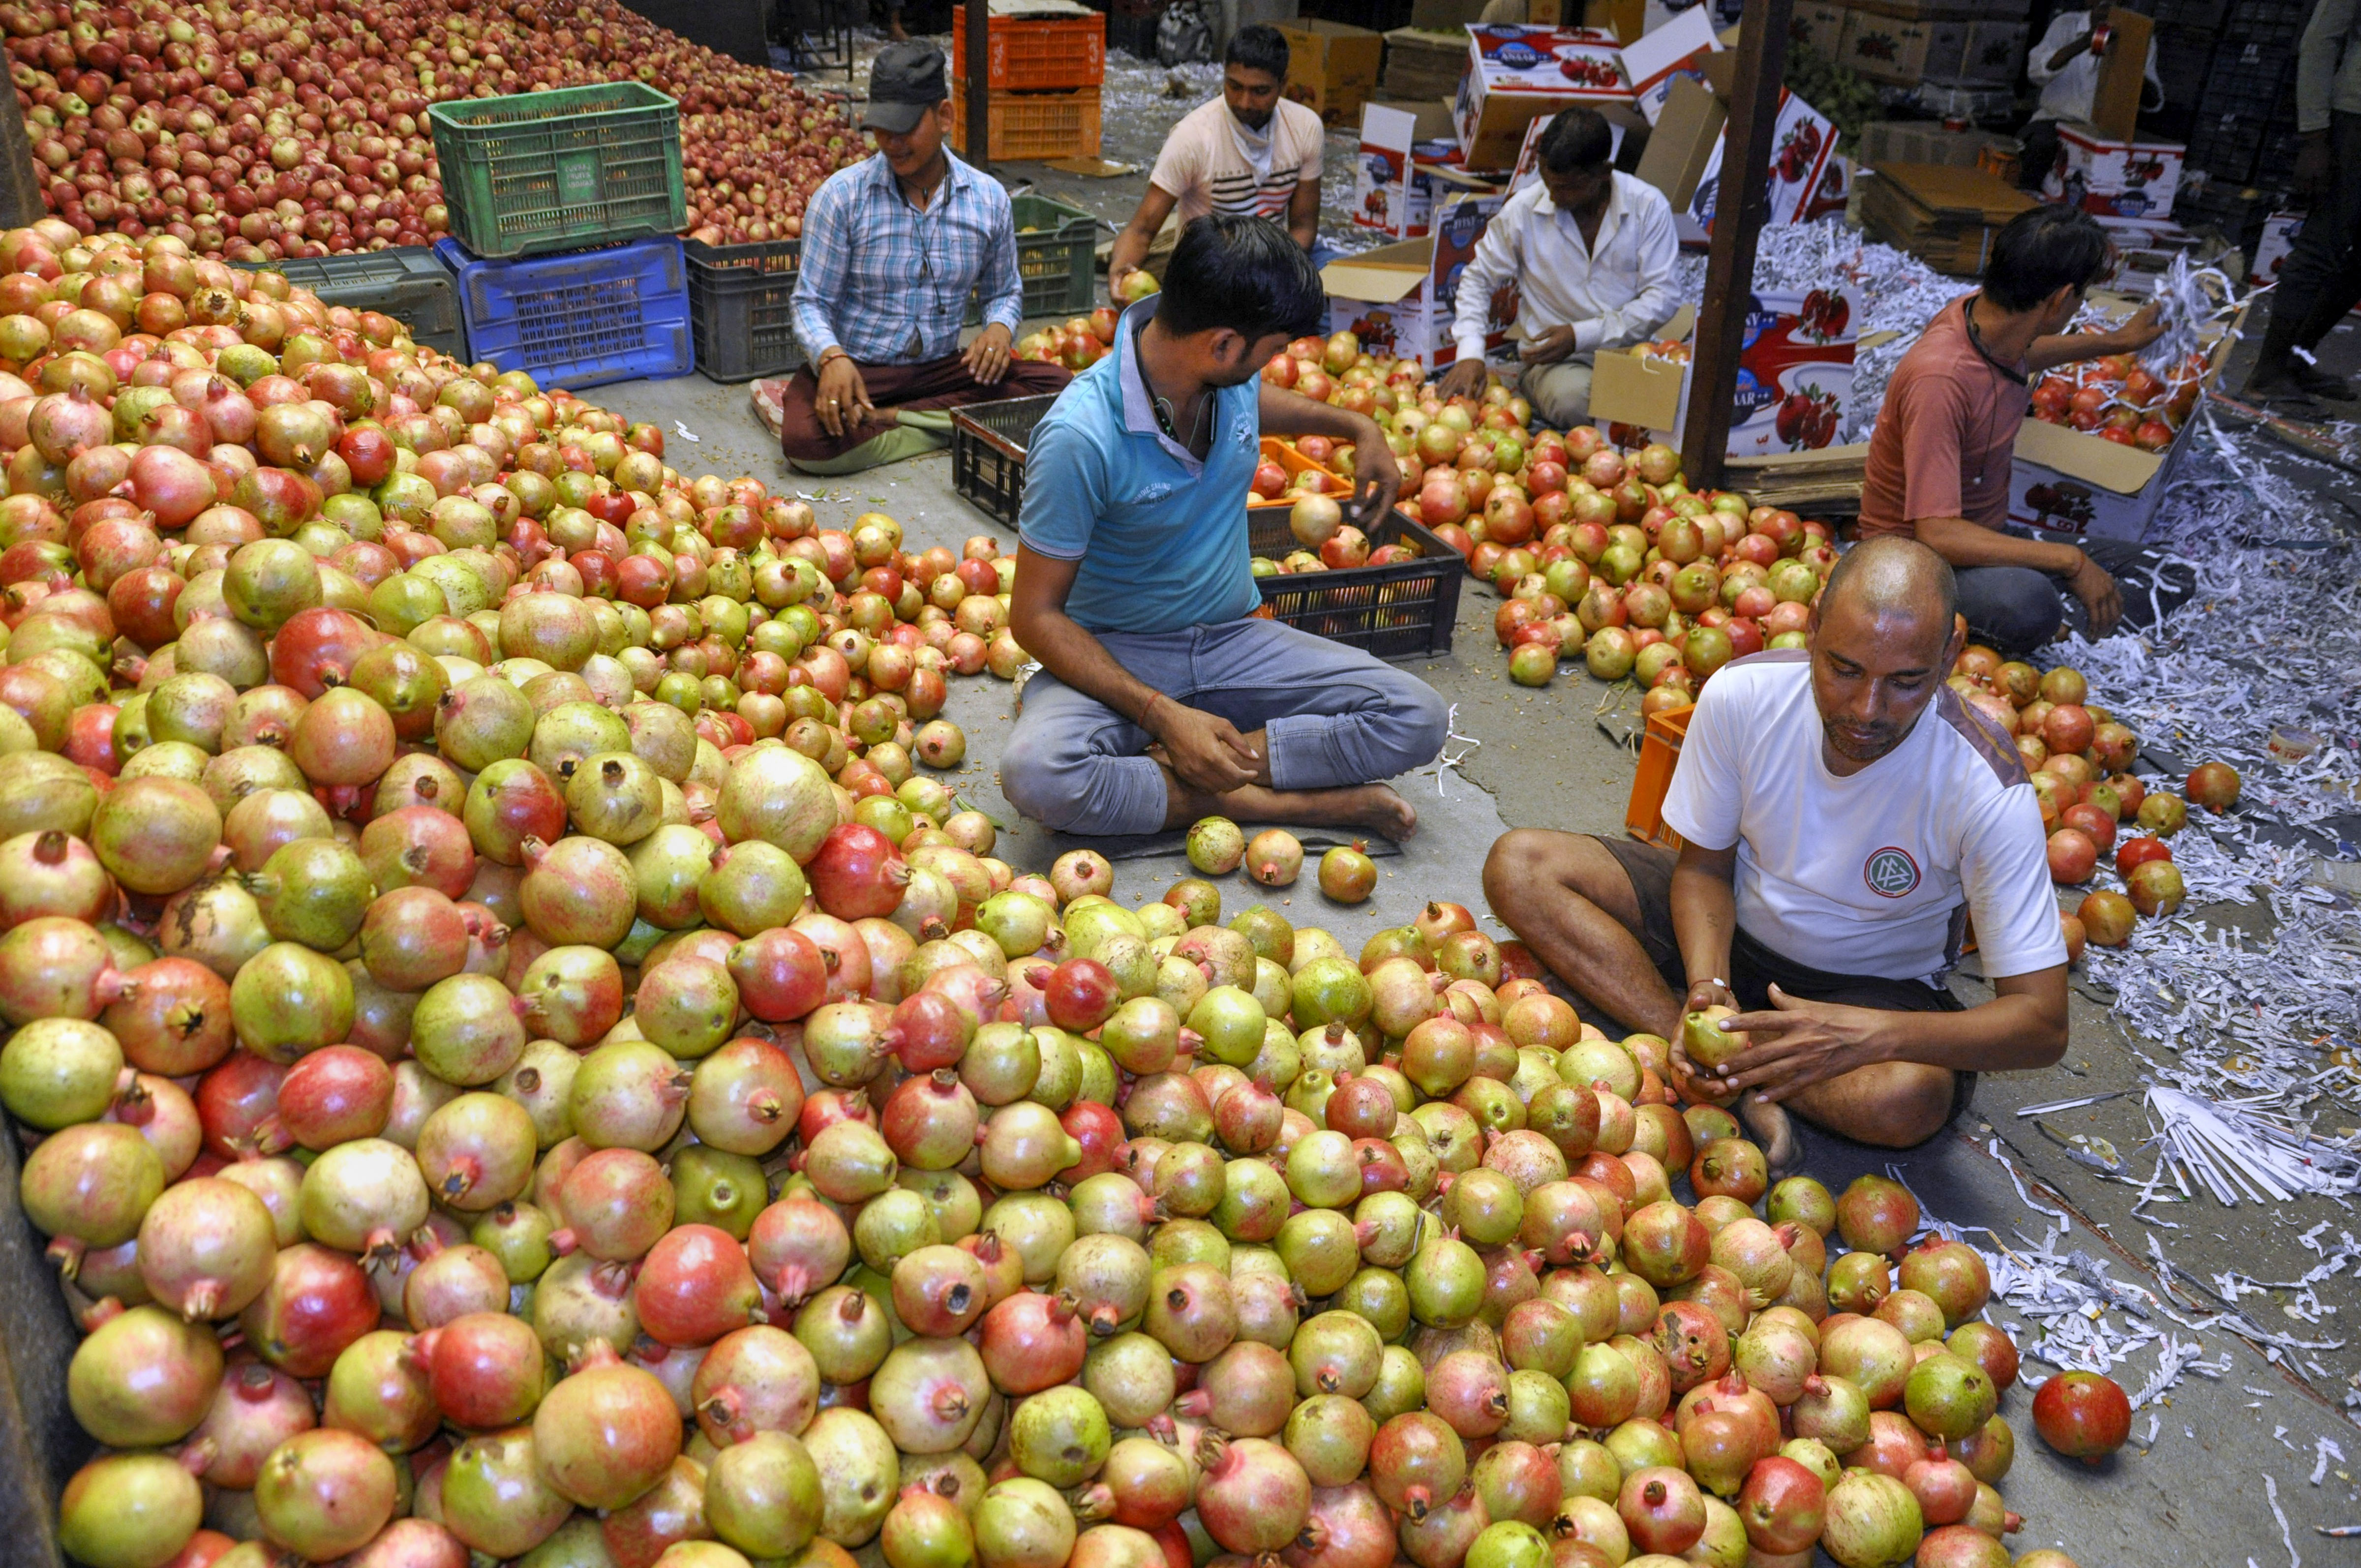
[1836,2,2029,89]
[1277,19,1385,126]
[1381,28,1470,102]
[1786,0,2029,91]
[1859,161,2035,274]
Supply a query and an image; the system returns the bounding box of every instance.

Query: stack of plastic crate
[426,82,694,389]
[948,5,1106,160]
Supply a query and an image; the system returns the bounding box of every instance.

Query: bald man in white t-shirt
[1485,538,2070,1167]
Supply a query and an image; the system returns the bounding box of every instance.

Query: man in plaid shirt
[751,42,1071,474]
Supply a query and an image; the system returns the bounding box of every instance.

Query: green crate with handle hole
[429,82,687,259]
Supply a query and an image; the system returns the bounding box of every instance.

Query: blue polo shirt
[1017,300,1263,635]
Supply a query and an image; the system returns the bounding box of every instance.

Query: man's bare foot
[1157,777,1418,841]
[1328,782,1417,841]
[1738,1094,1801,1179]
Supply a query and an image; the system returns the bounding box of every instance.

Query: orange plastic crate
[1624,703,1695,850]
[1248,435,1356,508]
[948,85,1101,161]
[951,7,1107,90]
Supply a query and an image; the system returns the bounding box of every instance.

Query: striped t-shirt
[1149,97,1326,224]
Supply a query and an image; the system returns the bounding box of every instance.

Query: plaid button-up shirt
[789,150,1025,367]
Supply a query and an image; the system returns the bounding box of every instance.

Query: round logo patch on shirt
[1864,846,1921,899]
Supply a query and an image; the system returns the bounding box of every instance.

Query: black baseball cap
[863,42,948,134]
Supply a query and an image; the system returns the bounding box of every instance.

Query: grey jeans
[999,618,1453,837]
[1518,359,1595,430]
[1951,529,2192,655]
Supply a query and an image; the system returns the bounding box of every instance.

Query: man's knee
[1526,372,1590,430]
[1484,827,1586,919]
[1009,362,1074,397]
[1962,572,2063,655]
[1385,677,1452,771]
[775,380,843,464]
[1847,1063,1958,1149]
[997,726,1083,831]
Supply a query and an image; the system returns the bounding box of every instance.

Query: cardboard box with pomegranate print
[1587,287,1862,458]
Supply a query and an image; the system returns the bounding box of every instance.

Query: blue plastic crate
[432,235,692,389]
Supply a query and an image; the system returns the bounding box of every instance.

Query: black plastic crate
[2179,179,2279,252]
[2154,32,2216,104]
[2203,44,2297,113]
[2225,0,2318,30]
[951,393,1058,524]
[267,247,467,360]
[683,238,803,383]
[1245,507,1462,660]
[1105,0,1163,60]
[2152,0,2233,24]
[950,397,1461,658]
[2187,121,2268,183]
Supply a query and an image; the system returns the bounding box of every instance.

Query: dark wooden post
[0,86,47,229]
[964,0,992,170]
[1679,0,1795,489]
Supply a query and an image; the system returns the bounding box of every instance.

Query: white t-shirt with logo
[1659,651,2067,984]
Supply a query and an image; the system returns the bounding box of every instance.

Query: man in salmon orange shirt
[1857,207,2176,654]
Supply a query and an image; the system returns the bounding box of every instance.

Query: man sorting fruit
[1858,205,2177,653]
[1484,537,2071,1168]
[1105,26,1331,300]
[1433,105,1678,427]
[1000,215,1451,841]
[750,41,1073,474]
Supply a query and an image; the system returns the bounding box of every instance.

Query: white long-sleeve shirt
[2295,0,2361,134]
[1451,171,1680,368]
[2025,10,2161,125]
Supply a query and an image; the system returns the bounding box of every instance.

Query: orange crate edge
[948,85,1101,161]
[1624,703,1695,851]
[952,7,1107,90]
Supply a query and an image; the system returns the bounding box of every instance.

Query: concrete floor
[550,53,2361,1561]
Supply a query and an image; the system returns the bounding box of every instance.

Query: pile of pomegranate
[1946,649,2240,952]
[1013,309,1116,375]
[2027,351,2205,453]
[0,218,2141,1568]
[5,0,863,260]
[1247,340,1843,694]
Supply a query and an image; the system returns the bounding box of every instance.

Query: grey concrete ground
[552,45,2361,1560]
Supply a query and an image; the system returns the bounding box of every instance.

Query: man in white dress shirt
[1435,106,1679,427]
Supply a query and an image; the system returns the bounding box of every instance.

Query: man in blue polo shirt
[1001,215,1451,841]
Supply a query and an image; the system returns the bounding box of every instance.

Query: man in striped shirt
[756,42,1071,474]
[1106,26,1330,299]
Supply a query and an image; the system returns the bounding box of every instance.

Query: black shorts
[1598,837,1977,1123]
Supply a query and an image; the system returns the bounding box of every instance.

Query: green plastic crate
[428,82,686,259]
[989,191,1099,323]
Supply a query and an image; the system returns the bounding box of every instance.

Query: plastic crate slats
[434,236,691,390]
[267,246,465,359]
[431,82,687,258]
